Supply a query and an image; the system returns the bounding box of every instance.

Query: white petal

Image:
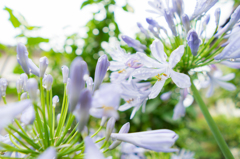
[130,105,141,119]
[150,39,167,64]
[118,103,133,111]
[206,84,215,97]
[137,52,163,68]
[218,73,235,81]
[38,147,56,159]
[169,45,185,68]
[132,68,165,80]
[149,80,165,99]
[216,80,236,91]
[109,61,126,71]
[170,70,191,88]
[172,101,185,120]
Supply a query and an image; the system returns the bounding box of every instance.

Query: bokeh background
[0,0,240,158]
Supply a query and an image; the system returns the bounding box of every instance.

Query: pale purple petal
[137,52,163,68]
[170,70,191,88]
[132,68,166,80]
[169,45,185,68]
[150,39,167,64]
[149,80,166,99]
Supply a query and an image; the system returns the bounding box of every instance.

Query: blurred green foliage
[1,1,240,159]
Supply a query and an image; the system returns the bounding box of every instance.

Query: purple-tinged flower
[215,5,240,37]
[146,18,168,35]
[171,149,195,159]
[20,73,28,91]
[201,70,236,97]
[121,35,146,52]
[21,92,28,100]
[0,133,20,157]
[84,137,106,159]
[39,56,48,77]
[121,142,145,159]
[28,59,40,77]
[173,89,188,120]
[94,54,110,91]
[43,74,53,91]
[62,65,69,84]
[172,0,184,17]
[16,78,23,94]
[200,14,210,34]
[90,84,121,119]
[111,129,178,152]
[109,122,130,150]
[190,0,218,20]
[220,59,240,69]
[164,9,177,36]
[0,99,32,131]
[160,91,172,101]
[0,78,8,96]
[148,25,160,38]
[137,22,150,38]
[147,0,166,16]
[187,29,201,56]
[214,8,221,26]
[182,14,191,32]
[105,117,116,143]
[86,77,94,93]
[17,43,29,75]
[118,81,150,119]
[27,78,38,101]
[38,147,56,159]
[132,39,191,99]
[100,116,108,127]
[66,78,71,95]
[69,57,88,112]
[74,89,92,132]
[52,95,59,108]
[21,106,35,125]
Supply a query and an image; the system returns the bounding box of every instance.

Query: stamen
[155,74,162,81]
[118,69,126,73]
[102,105,114,110]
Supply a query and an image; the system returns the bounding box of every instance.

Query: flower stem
[90,126,103,138]
[190,79,234,159]
[2,96,7,104]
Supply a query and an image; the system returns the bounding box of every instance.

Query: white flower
[132,39,191,99]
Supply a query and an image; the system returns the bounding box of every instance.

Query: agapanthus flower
[122,35,146,52]
[147,0,167,16]
[20,106,35,125]
[201,69,236,97]
[190,0,218,20]
[214,8,221,26]
[160,91,172,101]
[16,78,24,94]
[0,133,20,157]
[42,74,53,91]
[173,89,188,120]
[118,81,150,119]
[137,22,150,38]
[171,149,195,159]
[111,129,178,152]
[171,0,184,17]
[20,73,28,91]
[0,100,32,131]
[220,59,240,69]
[84,137,106,159]
[0,78,8,96]
[90,84,121,119]
[182,14,191,32]
[105,117,116,143]
[187,29,201,56]
[52,95,59,107]
[132,39,191,99]
[121,142,145,159]
[27,78,38,101]
[61,65,69,83]
[37,147,56,159]
[39,56,48,77]
[21,92,28,100]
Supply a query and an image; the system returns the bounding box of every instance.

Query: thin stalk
[2,96,7,104]
[90,126,103,138]
[18,93,21,101]
[190,78,234,159]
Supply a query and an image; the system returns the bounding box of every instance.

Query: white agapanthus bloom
[132,39,191,99]
[201,70,236,97]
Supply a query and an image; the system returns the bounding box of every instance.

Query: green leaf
[4,7,21,28]
[27,37,49,46]
[80,1,92,9]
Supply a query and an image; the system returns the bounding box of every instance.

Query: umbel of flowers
[0,0,239,158]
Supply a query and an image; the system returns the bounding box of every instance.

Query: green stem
[18,93,21,101]
[190,79,234,159]
[103,148,109,153]
[2,96,7,104]
[90,126,103,138]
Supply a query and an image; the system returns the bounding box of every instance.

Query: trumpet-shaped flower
[214,8,221,26]
[90,84,121,119]
[201,70,236,97]
[0,100,32,131]
[27,78,38,101]
[121,35,146,52]
[187,29,201,56]
[105,117,116,143]
[84,137,106,159]
[118,81,151,119]
[132,39,191,99]
[111,129,178,152]
[171,0,184,17]
[38,147,56,159]
[21,106,35,125]
[52,95,59,107]
[39,56,48,77]
[61,65,69,83]
[147,0,166,17]
[190,0,218,20]
[20,73,28,91]
[182,14,191,32]
[220,59,240,69]
[173,89,188,120]
[137,22,150,38]
[160,91,172,100]
[0,78,8,96]
[16,78,23,94]
[42,74,53,91]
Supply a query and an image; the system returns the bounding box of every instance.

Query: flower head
[62,65,69,83]
[43,74,53,91]
[187,29,201,56]
[121,35,146,52]
[38,147,56,159]
[39,56,48,77]
[0,78,8,96]
[84,137,106,159]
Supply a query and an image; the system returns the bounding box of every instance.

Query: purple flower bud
[66,78,71,95]
[160,91,172,101]
[20,73,28,91]
[84,137,105,159]
[111,129,178,152]
[75,89,92,132]
[214,8,221,26]
[61,65,69,83]
[121,35,146,52]
[38,147,56,159]
[137,22,150,38]
[21,106,35,125]
[52,95,59,108]
[69,57,88,112]
[182,14,191,32]
[27,78,38,101]
[94,55,110,91]
[16,78,23,94]
[172,0,184,17]
[86,77,93,93]
[146,17,159,27]
[0,78,8,96]
[109,122,130,150]
[148,25,160,38]
[39,56,48,77]
[17,43,29,75]
[105,117,116,143]
[164,10,177,36]
[21,92,28,100]
[43,74,53,91]
[146,17,168,35]
[28,59,40,77]
[187,29,201,56]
